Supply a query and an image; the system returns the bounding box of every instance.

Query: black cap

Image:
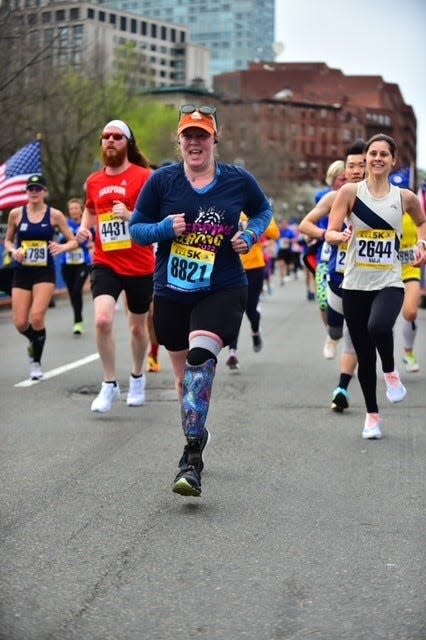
[26,174,47,189]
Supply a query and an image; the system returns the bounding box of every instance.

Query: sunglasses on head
[101,132,126,141]
[27,185,45,192]
[180,104,217,125]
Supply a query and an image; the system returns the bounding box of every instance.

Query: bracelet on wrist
[416,239,426,248]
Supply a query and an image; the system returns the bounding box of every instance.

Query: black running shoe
[172,466,201,497]
[252,333,262,352]
[178,428,211,472]
[331,387,349,412]
[226,349,240,370]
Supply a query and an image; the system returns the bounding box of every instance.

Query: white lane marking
[15,353,100,388]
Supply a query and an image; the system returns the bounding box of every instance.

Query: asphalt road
[0,276,425,640]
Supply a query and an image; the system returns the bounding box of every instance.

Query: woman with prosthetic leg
[130,104,272,496]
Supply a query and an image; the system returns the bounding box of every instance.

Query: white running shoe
[30,362,43,380]
[383,371,407,403]
[323,337,338,359]
[362,413,382,439]
[126,375,146,406]
[91,381,121,412]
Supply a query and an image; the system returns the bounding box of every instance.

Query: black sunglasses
[180,104,218,125]
[26,185,45,192]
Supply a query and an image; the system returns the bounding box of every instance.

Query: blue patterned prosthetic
[181,359,216,438]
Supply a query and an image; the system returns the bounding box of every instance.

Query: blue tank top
[59,218,92,266]
[15,205,55,269]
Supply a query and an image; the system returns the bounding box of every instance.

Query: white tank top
[343,180,404,291]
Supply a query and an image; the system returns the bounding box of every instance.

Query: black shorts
[12,266,56,290]
[90,264,153,314]
[153,288,248,351]
[277,248,293,263]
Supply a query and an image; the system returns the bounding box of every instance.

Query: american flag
[0,140,42,210]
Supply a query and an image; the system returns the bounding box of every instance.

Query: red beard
[102,145,127,168]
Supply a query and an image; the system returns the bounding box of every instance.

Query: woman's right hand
[169,213,186,236]
[11,247,25,263]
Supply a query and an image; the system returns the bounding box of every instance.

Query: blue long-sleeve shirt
[130,162,272,298]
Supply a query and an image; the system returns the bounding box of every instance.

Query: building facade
[212,63,417,201]
[95,0,276,77]
[7,0,211,89]
[150,63,417,209]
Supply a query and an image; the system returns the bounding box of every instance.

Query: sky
[274,0,426,169]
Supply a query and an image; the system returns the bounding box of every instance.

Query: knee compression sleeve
[187,332,222,365]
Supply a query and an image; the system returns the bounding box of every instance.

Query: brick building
[212,62,417,205]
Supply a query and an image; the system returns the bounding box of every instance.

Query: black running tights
[342,287,404,413]
[62,264,90,324]
[229,267,264,350]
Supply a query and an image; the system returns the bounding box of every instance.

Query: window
[44,28,54,44]
[70,7,79,20]
[55,9,65,21]
[42,11,51,24]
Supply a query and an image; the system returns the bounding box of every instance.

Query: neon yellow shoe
[403,353,419,373]
[73,322,84,335]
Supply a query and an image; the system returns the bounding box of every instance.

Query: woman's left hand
[48,241,61,256]
[412,244,426,267]
[231,231,250,254]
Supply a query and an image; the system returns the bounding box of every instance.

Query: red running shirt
[86,164,155,276]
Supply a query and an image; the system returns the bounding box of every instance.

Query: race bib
[355,229,396,269]
[65,248,84,265]
[398,245,416,265]
[335,243,348,274]
[99,213,131,251]
[21,240,48,266]
[320,241,332,262]
[167,241,215,291]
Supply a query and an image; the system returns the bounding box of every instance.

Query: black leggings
[342,287,404,413]
[230,267,264,349]
[62,264,90,323]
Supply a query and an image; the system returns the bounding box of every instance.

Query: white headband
[103,119,132,140]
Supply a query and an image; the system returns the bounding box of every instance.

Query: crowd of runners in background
[4,111,426,496]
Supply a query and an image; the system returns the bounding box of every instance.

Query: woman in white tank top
[325,133,426,440]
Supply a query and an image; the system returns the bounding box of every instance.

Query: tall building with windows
[96,0,275,76]
[6,0,211,89]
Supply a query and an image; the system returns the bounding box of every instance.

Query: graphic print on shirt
[167,207,234,292]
